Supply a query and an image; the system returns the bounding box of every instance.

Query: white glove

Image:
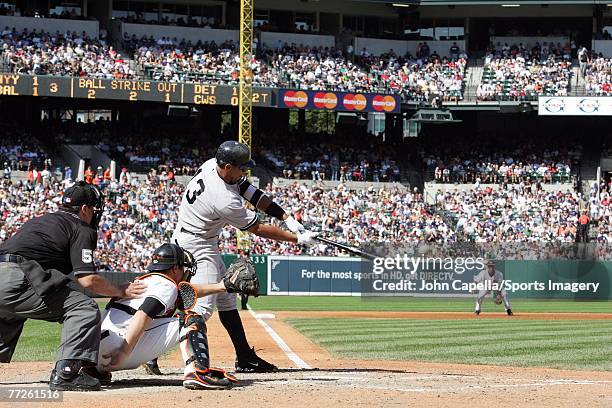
[285,215,305,233]
[297,231,318,246]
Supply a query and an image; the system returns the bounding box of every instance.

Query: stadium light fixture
[392,3,412,7]
[501,4,520,7]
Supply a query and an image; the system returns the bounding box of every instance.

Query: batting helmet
[147,243,197,282]
[215,141,255,170]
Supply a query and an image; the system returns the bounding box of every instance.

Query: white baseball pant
[171,230,236,321]
[475,289,511,312]
[97,309,180,372]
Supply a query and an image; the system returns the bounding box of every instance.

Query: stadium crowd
[359,50,467,102]
[434,187,582,243]
[421,137,578,184]
[0,28,134,78]
[0,121,50,172]
[258,131,403,182]
[1,27,467,102]
[132,37,278,85]
[40,117,405,181]
[1,167,609,272]
[477,42,572,101]
[584,55,612,96]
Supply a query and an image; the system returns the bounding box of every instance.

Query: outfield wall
[265,256,611,300]
[95,256,611,300]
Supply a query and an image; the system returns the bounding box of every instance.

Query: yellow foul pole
[237,0,254,251]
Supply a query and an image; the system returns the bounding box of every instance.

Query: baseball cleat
[235,347,278,373]
[183,369,235,390]
[506,309,514,316]
[49,369,101,392]
[474,310,481,315]
[80,366,112,386]
[142,358,163,375]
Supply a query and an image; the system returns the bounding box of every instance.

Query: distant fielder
[473,260,513,316]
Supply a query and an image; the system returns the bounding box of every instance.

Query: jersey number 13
[186,169,205,204]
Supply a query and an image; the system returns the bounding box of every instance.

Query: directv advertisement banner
[266,255,477,296]
[278,89,401,113]
[538,96,612,116]
[268,256,366,295]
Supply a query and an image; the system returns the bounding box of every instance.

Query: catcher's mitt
[491,291,503,305]
[223,257,259,296]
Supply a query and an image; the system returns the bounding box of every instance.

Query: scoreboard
[0,74,275,107]
[0,74,399,112]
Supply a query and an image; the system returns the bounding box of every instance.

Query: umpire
[0,181,146,391]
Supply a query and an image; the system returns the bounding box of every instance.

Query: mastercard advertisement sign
[278,89,400,113]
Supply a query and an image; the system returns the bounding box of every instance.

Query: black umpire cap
[62,181,103,210]
[215,141,255,170]
[62,181,104,229]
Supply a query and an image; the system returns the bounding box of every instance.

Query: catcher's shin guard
[179,313,236,389]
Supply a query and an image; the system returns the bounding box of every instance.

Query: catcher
[83,243,259,389]
[473,260,513,316]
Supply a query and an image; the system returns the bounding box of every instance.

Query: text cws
[0,74,273,106]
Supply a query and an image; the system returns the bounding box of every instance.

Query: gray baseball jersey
[473,269,504,284]
[175,158,258,251]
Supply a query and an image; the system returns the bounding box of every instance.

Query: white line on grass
[247,304,311,369]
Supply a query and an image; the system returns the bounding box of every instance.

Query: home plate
[254,313,276,319]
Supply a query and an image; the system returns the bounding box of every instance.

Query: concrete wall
[0,15,99,37]
[260,32,335,49]
[592,40,612,57]
[355,38,465,57]
[64,145,112,176]
[420,5,592,18]
[121,22,237,44]
[254,0,396,18]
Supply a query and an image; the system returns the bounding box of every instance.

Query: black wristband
[265,201,286,220]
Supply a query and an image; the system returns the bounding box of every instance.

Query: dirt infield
[1,310,611,408]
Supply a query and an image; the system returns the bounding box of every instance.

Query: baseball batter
[473,260,513,316]
[87,243,259,389]
[171,140,317,372]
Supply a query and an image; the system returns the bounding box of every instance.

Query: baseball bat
[314,236,377,261]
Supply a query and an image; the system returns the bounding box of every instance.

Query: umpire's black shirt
[0,211,97,275]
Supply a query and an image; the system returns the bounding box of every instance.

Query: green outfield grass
[248,296,612,313]
[10,301,107,362]
[11,319,62,362]
[286,318,612,371]
[8,298,611,363]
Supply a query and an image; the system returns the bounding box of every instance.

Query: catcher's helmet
[147,243,196,281]
[215,141,255,170]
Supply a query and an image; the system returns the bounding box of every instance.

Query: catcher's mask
[147,243,197,282]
